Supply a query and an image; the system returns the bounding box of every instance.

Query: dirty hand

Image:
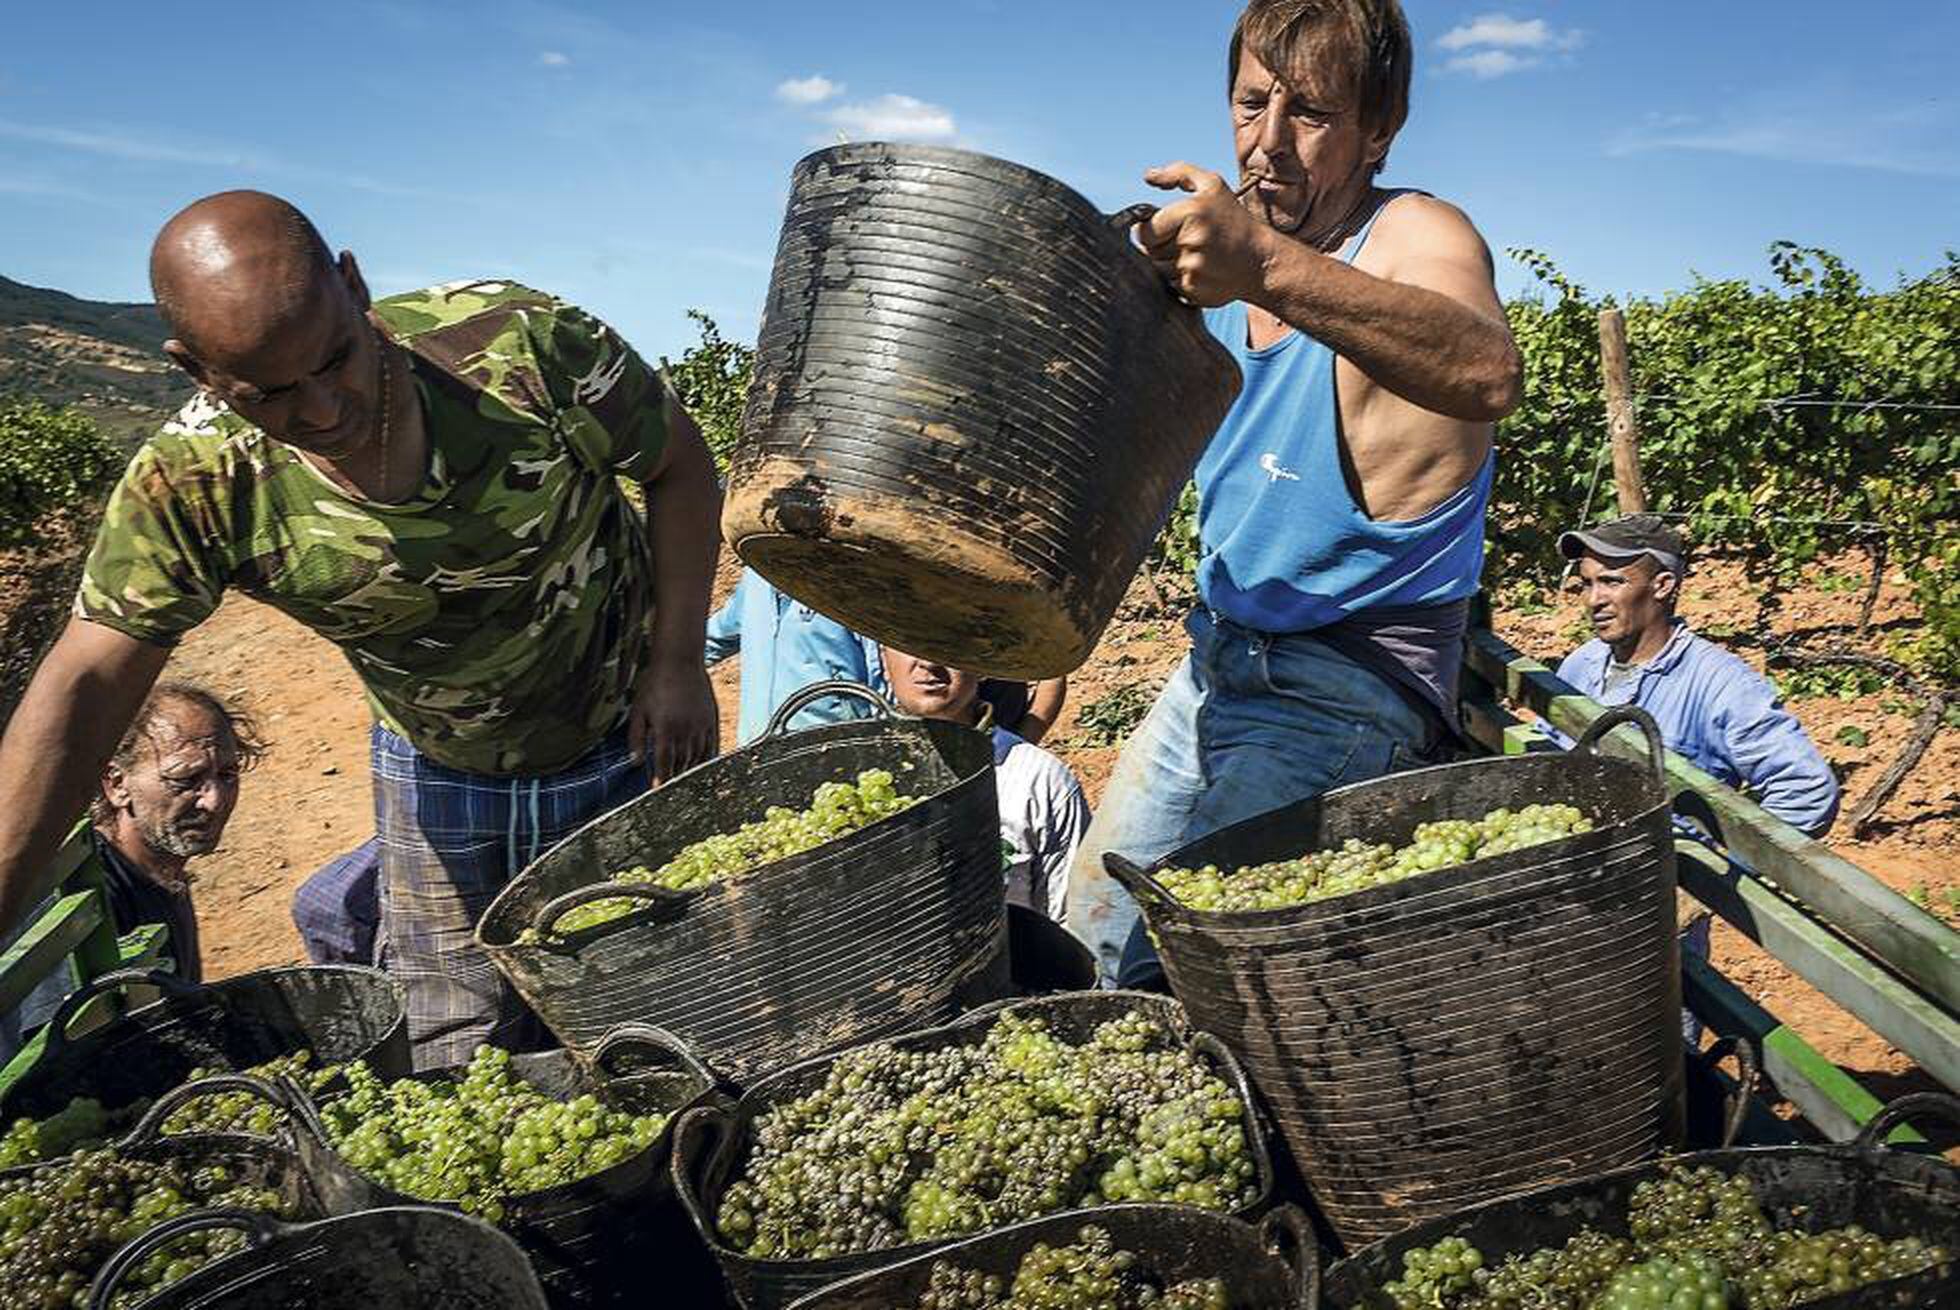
[1136,162,1275,307]
[628,658,720,784]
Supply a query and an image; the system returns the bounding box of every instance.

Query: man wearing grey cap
[1554,514,1840,837]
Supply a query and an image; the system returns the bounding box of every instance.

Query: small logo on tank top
[1259,453,1301,483]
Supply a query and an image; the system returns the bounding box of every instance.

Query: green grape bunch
[0,1051,342,1169]
[316,1046,668,1224]
[715,1010,1258,1262]
[1371,1161,1949,1309]
[1159,804,1595,913]
[903,1225,1229,1310]
[542,769,919,937]
[162,1051,343,1137]
[0,1148,291,1310]
[0,1098,118,1170]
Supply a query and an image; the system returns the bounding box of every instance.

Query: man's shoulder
[1557,639,1609,679]
[1674,630,1777,696]
[374,280,561,340]
[120,391,278,494]
[991,730,1086,794]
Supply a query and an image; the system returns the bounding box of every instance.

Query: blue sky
[3,1,1954,363]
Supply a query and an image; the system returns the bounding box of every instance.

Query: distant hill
[0,274,190,445]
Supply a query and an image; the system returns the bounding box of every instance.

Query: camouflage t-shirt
[77,280,673,776]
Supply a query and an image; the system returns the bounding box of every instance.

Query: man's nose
[1256,98,1290,161]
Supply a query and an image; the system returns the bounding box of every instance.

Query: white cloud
[1446,49,1538,79]
[0,119,259,168]
[1438,14,1581,52]
[1437,12,1582,77]
[775,74,842,106]
[823,93,957,144]
[539,50,570,67]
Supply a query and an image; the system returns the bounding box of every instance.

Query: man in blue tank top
[1066,0,1524,984]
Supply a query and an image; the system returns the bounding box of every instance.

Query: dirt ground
[7,532,1952,1122]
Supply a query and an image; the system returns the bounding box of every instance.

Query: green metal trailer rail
[1459,625,1959,1144]
[0,822,170,1095]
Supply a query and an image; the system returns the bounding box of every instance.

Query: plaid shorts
[372,723,647,1069]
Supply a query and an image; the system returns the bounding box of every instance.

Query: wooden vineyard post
[1598,308,1649,514]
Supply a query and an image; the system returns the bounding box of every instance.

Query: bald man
[0,191,721,1066]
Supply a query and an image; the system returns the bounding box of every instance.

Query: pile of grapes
[1375,1162,1950,1308]
[315,1046,669,1223]
[0,1097,119,1170]
[715,1010,1258,1260]
[545,769,919,936]
[161,1051,342,1137]
[0,1147,291,1310]
[0,1051,339,1169]
[1157,804,1594,913]
[901,1226,1228,1310]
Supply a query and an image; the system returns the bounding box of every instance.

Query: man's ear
[101,762,133,816]
[1652,568,1681,607]
[1363,119,1395,169]
[163,339,210,387]
[338,250,372,314]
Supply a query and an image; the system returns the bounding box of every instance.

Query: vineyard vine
[677,244,1957,683]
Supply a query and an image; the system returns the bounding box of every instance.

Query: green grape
[0,1145,292,1310]
[901,1224,1227,1309]
[1158,803,1595,912]
[316,1046,669,1222]
[538,769,920,937]
[0,1097,116,1169]
[1372,1162,1949,1309]
[162,1050,343,1136]
[715,1010,1256,1261]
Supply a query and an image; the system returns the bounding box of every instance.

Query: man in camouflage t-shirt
[0,191,721,1065]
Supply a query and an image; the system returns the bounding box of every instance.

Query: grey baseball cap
[1558,514,1690,577]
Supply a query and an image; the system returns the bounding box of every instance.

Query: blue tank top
[1194,193,1493,635]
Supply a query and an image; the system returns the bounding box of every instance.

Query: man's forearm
[1255,243,1521,421]
[643,421,722,666]
[0,621,168,935]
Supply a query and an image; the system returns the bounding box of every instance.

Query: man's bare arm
[1137,165,1522,422]
[0,620,169,935]
[627,391,723,781]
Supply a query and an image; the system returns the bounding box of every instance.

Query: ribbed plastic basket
[1323,1094,1960,1309]
[786,1204,1318,1310]
[478,684,1008,1085]
[1107,707,1685,1251]
[89,1207,548,1310]
[2,965,409,1126]
[274,1024,716,1308]
[670,991,1281,1310]
[723,142,1242,679]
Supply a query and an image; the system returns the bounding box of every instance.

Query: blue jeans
[1064,608,1442,986]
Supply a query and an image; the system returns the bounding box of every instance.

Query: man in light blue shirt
[1554,516,1840,837]
[705,568,887,744]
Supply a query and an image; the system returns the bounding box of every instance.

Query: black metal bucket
[1106,707,1684,1251]
[478,683,1009,1083]
[786,1204,1319,1310]
[281,1025,718,1309]
[2,965,409,1126]
[671,991,1280,1310]
[89,1207,549,1310]
[723,142,1242,679]
[1322,1094,1960,1308]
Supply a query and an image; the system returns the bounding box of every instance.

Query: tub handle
[1853,1092,1960,1150]
[763,680,898,738]
[1573,704,1667,786]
